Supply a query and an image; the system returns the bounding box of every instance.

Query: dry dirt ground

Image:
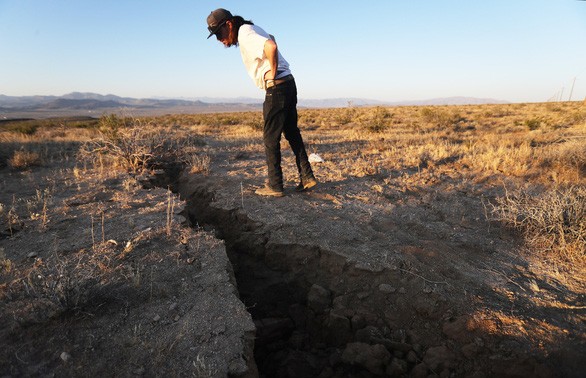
[1,102,585,377]
[0,165,256,377]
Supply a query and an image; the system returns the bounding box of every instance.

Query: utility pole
[568,77,576,102]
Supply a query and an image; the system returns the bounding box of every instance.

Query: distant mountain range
[0,92,210,110]
[152,95,509,108]
[302,97,509,108]
[0,92,508,118]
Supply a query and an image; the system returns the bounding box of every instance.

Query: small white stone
[527,279,540,293]
[60,352,71,362]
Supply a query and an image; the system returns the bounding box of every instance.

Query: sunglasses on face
[208,21,227,36]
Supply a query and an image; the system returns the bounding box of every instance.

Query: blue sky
[1,1,585,103]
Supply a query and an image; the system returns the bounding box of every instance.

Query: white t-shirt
[237,24,291,90]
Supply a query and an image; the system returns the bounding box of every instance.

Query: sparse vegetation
[8,149,41,169]
[420,107,463,128]
[187,153,211,174]
[0,102,584,376]
[0,117,99,135]
[491,186,586,264]
[364,106,392,133]
[78,115,206,173]
[2,103,584,262]
[524,117,542,130]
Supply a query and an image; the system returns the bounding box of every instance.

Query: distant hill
[299,96,508,108]
[43,98,126,110]
[0,93,210,111]
[0,94,59,108]
[393,96,509,106]
[0,92,509,118]
[174,96,508,108]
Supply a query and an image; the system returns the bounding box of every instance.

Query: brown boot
[295,177,318,192]
[255,185,285,197]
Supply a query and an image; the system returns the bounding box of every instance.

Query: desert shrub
[3,251,110,315]
[210,114,242,126]
[299,112,317,126]
[524,118,542,131]
[0,118,99,139]
[8,150,41,170]
[98,114,133,138]
[0,121,39,135]
[365,107,392,133]
[334,107,357,125]
[65,119,100,130]
[79,128,152,173]
[420,107,462,128]
[243,114,263,131]
[3,202,21,237]
[491,186,586,264]
[542,139,586,178]
[568,109,586,124]
[247,120,263,132]
[79,118,206,173]
[187,153,211,174]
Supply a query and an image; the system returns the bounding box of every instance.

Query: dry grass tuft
[78,114,206,173]
[490,186,586,265]
[8,150,41,170]
[187,154,211,175]
[3,250,111,315]
[420,107,463,128]
[540,138,586,182]
[364,106,393,133]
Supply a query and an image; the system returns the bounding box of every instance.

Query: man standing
[206,8,317,197]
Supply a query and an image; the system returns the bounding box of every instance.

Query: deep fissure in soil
[144,164,585,378]
[166,178,347,375]
[155,170,450,378]
[183,197,392,377]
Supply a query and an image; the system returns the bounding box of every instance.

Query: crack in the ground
[149,169,453,377]
[149,167,570,378]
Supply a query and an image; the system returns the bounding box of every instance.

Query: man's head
[206,8,232,39]
[207,8,250,47]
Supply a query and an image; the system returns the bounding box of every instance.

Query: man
[206,8,317,197]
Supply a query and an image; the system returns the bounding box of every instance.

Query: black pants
[263,79,314,190]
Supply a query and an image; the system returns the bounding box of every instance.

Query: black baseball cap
[206,8,233,39]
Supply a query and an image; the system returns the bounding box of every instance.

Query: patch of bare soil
[0,165,256,377]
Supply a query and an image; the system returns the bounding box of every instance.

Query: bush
[187,154,211,174]
[524,118,541,131]
[335,107,356,126]
[365,107,392,133]
[491,186,586,264]
[2,122,39,135]
[79,117,206,173]
[98,114,133,138]
[9,150,41,170]
[420,107,462,128]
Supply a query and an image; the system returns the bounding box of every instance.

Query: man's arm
[264,38,278,81]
